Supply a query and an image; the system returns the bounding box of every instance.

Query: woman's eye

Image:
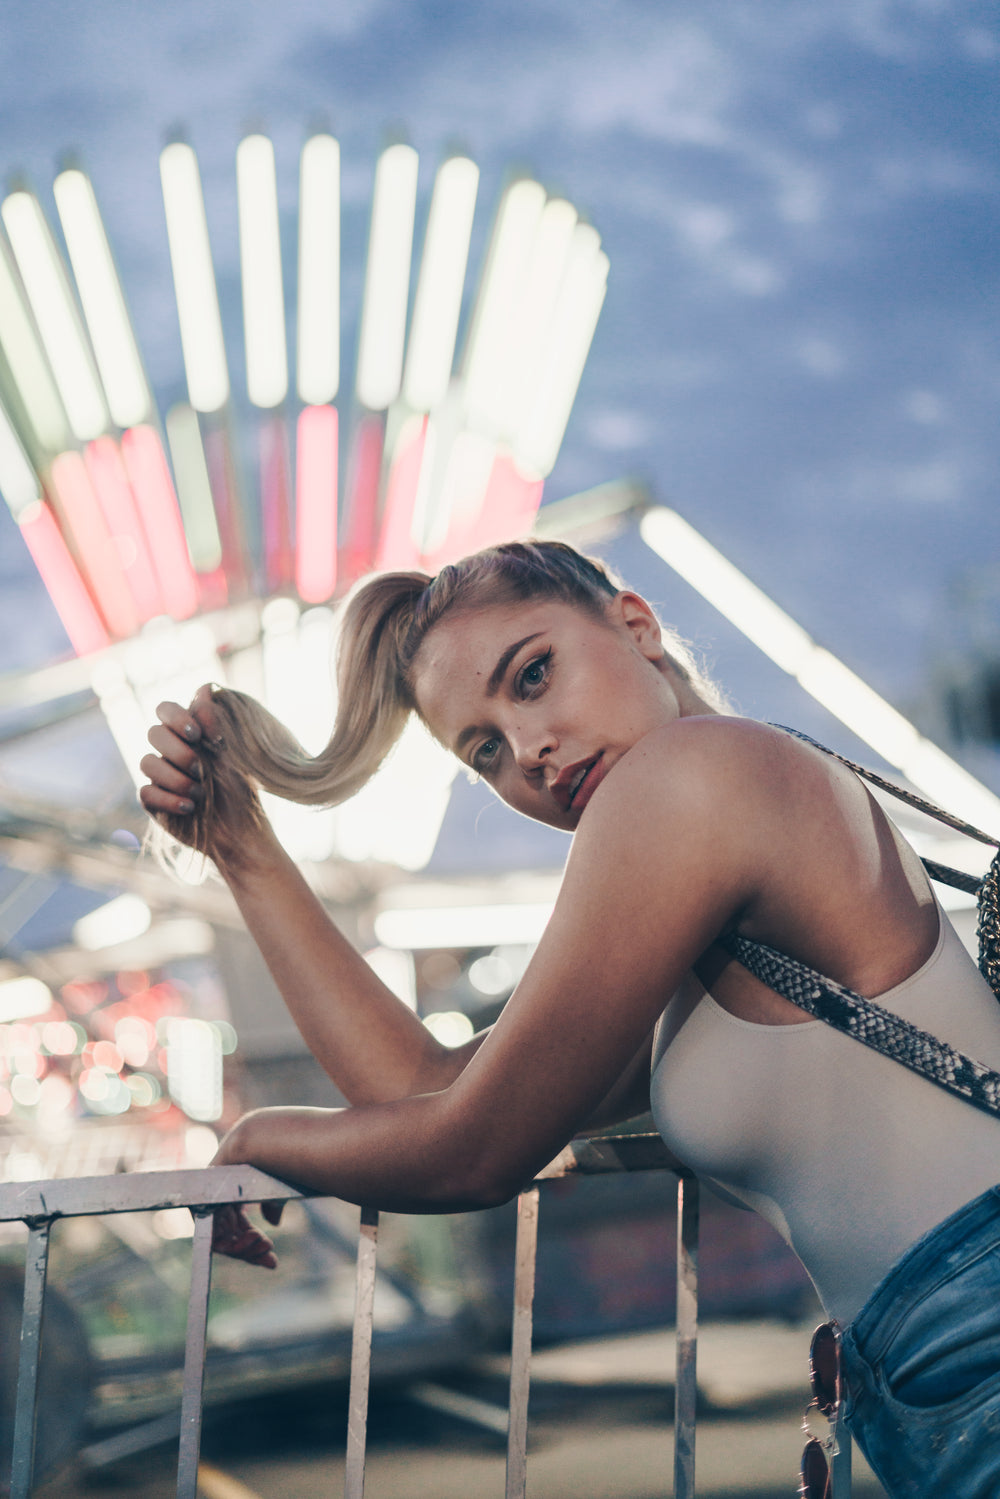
[517,651,551,696]
[473,737,501,772]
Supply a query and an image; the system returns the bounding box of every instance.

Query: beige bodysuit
[650,900,1000,1326]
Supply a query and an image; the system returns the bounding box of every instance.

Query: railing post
[10,1219,51,1499]
[506,1186,539,1499]
[176,1210,215,1499]
[344,1204,379,1499]
[674,1172,699,1499]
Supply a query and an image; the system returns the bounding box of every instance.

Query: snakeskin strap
[719,727,1000,1118]
[720,930,1000,1121]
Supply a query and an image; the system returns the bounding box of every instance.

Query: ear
[613,591,664,663]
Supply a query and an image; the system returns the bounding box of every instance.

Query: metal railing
[0,1133,852,1498]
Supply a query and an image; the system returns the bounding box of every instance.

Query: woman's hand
[138,684,215,841]
[211,1203,279,1270]
[139,684,277,870]
[209,1113,286,1269]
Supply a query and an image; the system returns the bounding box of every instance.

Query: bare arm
[141,690,484,1105]
[212,722,758,1215]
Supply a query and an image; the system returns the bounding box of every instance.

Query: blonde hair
[160,539,719,854]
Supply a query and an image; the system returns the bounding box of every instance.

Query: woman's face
[412,591,701,831]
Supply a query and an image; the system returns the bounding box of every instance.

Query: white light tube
[640,506,1000,833]
[159,142,230,413]
[0,237,70,454]
[355,143,419,411]
[493,196,577,441]
[402,155,479,413]
[516,230,608,477]
[53,168,152,429]
[73,893,151,951]
[374,901,553,951]
[236,134,288,409]
[1,189,110,442]
[462,178,545,434]
[164,402,223,571]
[297,133,340,406]
[0,399,41,517]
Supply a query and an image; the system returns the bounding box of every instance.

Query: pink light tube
[295,404,338,603]
[427,451,543,569]
[120,425,199,620]
[18,499,110,655]
[375,416,427,571]
[341,414,384,584]
[202,423,248,598]
[50,450,139,638]
[85,437,164,622]
[260,414,294,593]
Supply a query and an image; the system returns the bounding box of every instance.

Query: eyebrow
[454,633,543,756]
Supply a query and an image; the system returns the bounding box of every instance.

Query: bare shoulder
[590,714,812,823]
[561,716,792,905]
[568,715,871,902]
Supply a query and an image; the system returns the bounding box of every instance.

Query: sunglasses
[798,1321,842,1499]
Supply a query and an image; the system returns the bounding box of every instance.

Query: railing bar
[344,1204,379,1499]
[832,1408,853,1497]
[505,1186,539,1499]
[9,1220,51,1499]
[674,1174,699,1499]
[175,1211,215,1499]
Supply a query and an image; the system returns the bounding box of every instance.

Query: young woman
[140,539,1000,1497]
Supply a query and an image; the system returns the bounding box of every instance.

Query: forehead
[412,597,580,739]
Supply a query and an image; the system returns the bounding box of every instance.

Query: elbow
[458,1176,519,1212]
[437,1147,529,1212]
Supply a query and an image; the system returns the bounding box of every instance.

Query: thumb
[261,1199,286,1227]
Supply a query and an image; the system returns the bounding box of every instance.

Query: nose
[509,724,556,774]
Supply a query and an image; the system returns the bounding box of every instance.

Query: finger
[155,699,205,744]
[213,1224,277,1269]
[138,752,204,799]
[139,784,198,820]
[146,722,205,777]
[212,1204,251,1240]
[189,684,223,742]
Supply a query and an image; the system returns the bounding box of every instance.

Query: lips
[551,754,603,815]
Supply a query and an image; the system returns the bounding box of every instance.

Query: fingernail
[178,799,196,814]
[183,722,201,741]
[190,759,204,780]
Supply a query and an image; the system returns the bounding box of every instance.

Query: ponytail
[160,570,431,857]
[156,537,726,858]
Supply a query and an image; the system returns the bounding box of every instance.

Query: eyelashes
[469,648,553,775]
[471,735,502,773]
[516,648,552,697]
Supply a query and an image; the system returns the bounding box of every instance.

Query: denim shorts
[841,1185,1000,1498]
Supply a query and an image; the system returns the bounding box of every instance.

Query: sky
[0,0,997,815]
